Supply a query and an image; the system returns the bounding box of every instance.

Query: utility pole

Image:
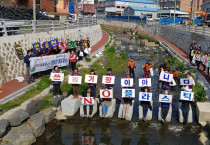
[173,0,176,23]
[33,0,36,20]
[191,0,193,23]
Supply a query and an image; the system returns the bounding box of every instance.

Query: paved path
[138,29,210,84]
[0,30,109,100]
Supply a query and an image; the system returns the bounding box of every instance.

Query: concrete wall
[0,25,102,86]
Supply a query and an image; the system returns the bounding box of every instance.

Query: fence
[106,16,147,22]
[0,18,97,37]
[160,18,202,25]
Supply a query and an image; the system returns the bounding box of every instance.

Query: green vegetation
[85,57,92,62]
[135,31,159,44]
[40,94,54,111]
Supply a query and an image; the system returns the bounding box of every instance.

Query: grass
[135,31,159,44]
[85,57,92,62]
[40,94,54,111]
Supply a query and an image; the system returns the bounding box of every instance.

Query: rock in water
[28,113,45,138]
[40,107,57,124]
[25,100,43,116]
[0,119,9,137]
[8,109,29,126]
[3,125,36,145]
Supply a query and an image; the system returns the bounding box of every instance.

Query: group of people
[189,43,210,76]
[24,38,91,84]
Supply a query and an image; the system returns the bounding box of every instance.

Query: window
[117,6,120,8]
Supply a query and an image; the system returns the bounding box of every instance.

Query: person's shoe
[161,119,165,124]
[53,96,57,98]
[27,81,31,84]
[73,95,77,99]
[58,95,61,98]
[142,117,146,122]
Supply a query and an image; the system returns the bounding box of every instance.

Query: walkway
[138,29,210,84]
[0,30,109,101]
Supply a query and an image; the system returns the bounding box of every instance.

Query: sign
[30,53,70,74]
[102,76,115,84]
[43,41,50,49]
[159,94,172,103]
[203,57,208,66]
[68,76,82,84]
[139,92,152,101]
[193,54,200,62]
[81,97,95,105]
[139,78,151,87]
[100,89,113,98]
[50,73,64,82]
[122,89,135,98]
[85,75,98,84]
[50,39,59,48]
[32,42,41,52]
[159,71,173,82]
[82,136,95,144]
[121,78,134,87]
[180,78,194,86]
[14,43,24,60]
[180,91,194,101]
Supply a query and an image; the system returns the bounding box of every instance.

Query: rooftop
[128,6,159,12]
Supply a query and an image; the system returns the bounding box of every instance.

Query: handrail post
[2,21,7,36]
[51,20,54,31]
[65,20,69,29]
[203,26,205,35]
[77,19,79,28]
[31,20,36,33]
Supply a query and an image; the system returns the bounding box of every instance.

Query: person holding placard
[71,68,81,99]
[160,90,171,123]
[105,68,115,89]
[181,72,195,92]
[189,44,195,63]
[82,87,95,117]
[161,79,170,94]
[89,69,97,97]
[140,87,152,122]
[70,50,77,72]
[203,52,208,72]
[128,58,136,78]
[195,51,201,69]
[51,66,62,98]
[24,50,33,84]
[179,98,193,125]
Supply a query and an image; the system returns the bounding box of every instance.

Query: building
[81,4,104,15]
[105,0,159,17]
[201,1,210,12]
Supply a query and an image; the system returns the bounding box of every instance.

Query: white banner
[68,76,82,84]
[159,71,173,82]
[30,53,70,74]
[180,91,194,101]
[139,92,152,101]
[100,89,113,98]
[159,94,172,103]
[139,78,151,87]
[121,78,134,87]
[102,76,115,84]
[180,78,194,86]
[50,73,64,82]
[203,57,208,65]
[192,54,200,62]
[81,97,95,105]
[85,75,98,84]
[122,89,135,98]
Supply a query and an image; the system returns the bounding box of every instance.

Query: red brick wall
[40,0,54,12]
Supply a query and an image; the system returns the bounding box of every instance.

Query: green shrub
[85,57,92,62]
[40,94,54,110]
[193,81,206,102]
[36,75,51,90]
[61,83,72,93]
[77,63,83,68]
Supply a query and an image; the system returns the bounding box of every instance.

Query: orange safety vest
[128,61,136,68]
[144,63,152,72]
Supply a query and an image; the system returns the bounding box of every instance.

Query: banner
[139,78,151,87]
[121,78,134,87]
[100,89,113,98]
[85,75,98,84]
[139,92,152,101]
[122,89,135,98]
[180,78,194,86]
[50,73,64,82]
[81,97,95,105]
[159,71,173,82]
[102,76,115,84]
[159,94,172,103]
[30,53,70,74]
[68,76,82,84]
[203,57,208,66]
[50,39,59,48]
[180,91,194,101]
[32,42,41,52]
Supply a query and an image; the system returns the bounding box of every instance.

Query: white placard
[159,94,172,103]
[81,97,95,105]
[102,75,115,84]
[100,89,113,98]
[180,91,194,101]
[139,78,151,87]
[180,78,194,86]
[169,78,176,86]
[50,73,64,82]
[121,78,134,87]
[85,75,98,84]
[159,71,173,82]
[203,57,208,65]
[139,92,152,101]
[122,89,135,98]
[68,76,82,84]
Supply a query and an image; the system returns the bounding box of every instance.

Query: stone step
[179,105,193,123]
[80,98,99,118]
[118,100,134,121]
[139,101,153,121]
[99,99,116,118]
[158,105,172,122]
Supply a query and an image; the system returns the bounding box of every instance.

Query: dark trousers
[181,107,189,122]
[71,62,76,72]
[142,104,149,118]
[53,84,61,96]
[196,61,201,70]
[189,55,193,63]
[129,67,135,78]
[203,64,206,72]
[90,86,96,97]
[84,105,93,115]
[161,107,169,120]
[208,67,210,75]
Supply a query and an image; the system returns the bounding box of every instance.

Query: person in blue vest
[24,50,34,84]
[105,68,115,89]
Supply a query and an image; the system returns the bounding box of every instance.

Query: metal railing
[0,18,97,37]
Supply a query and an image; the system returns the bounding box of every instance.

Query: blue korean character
[184,79,190,85]
[142,93,150,100]
[161,96,169,101]
[163,74,169,81]
[125,90,133,97]
[183,92,191,100]
[142,79,148,86]
[124,79,130,86]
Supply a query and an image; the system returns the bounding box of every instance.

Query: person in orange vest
[128,58,136,78]
[143,60,153,75]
